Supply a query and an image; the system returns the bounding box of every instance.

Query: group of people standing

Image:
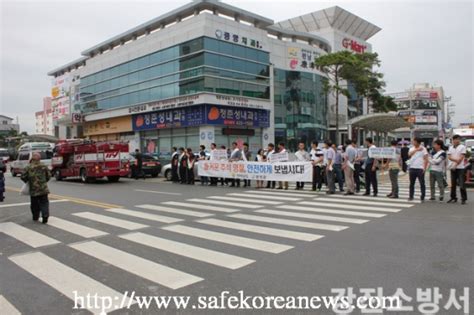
[167,134,469,205]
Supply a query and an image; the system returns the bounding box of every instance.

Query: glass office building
[47,0,380,154]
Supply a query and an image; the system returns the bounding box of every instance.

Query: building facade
[387,83,447,144]
[47,0,380,155]
[0,115,20,137]
[35,97,54,135]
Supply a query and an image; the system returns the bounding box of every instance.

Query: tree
[315,51,362,142]
[370,92,398,113]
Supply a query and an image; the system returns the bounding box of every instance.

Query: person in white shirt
[429,139,446,201]
[266,143,276,189]
[295,141,310,190]
[343,139,357,195]
[229,142,242,187]
[277,142,289,190]
[447,135,467,204]
[364,137,379,197]
[323,140,336,194]
[408,137,429,201]
[209,143,218,186]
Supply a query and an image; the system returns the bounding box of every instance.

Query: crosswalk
[0,180,421,313]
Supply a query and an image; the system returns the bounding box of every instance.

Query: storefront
[84,116,134,142]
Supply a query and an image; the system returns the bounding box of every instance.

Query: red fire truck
[51,140,130,183]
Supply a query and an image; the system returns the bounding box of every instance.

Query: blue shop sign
[132,105,270,131]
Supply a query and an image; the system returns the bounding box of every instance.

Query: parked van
[10,142,54,177]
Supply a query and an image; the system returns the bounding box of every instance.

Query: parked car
[0,148,10,164]
[125,153,162,178]
[11,142,54,177]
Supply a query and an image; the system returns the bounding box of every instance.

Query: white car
[10,143,54,177]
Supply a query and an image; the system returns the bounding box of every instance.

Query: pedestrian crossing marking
[9,251,134,315]
[136,204,213,217]
[227,193,302,201]
[315,198,414,208]
[72,212,148,230]
[298,201,401,213]
[47,217,108,238]
[0,295,21,315]
[228,214,348,231]
[119,232,255,269]
[197,218,323,242]
[207,196,282,205]
[0,222,60,248]
[163,224,293,253]
[163,201,238,213]
[278,205,386,218]
[0,199,69,208]
[186,199,262,209]
[325,195,421,203]
[243,190,315,198]
[69,241,203,290]
[255,209,369,224]
[261,188,314,195]
[105,208,182,224]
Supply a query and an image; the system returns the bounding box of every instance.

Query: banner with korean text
[198,161,312,182]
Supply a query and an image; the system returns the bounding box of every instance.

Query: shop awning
[347,113,413,133]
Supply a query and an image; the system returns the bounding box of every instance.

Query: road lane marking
[9,251,133,315]
[228,214,348,231]
[162,201,238,213]
[163,224,293,253]
[207,196,282,205]
[186,199,262,209]
[299,201,401,213]
[105,208,182,224]
[120,232,254,269]
[0,295,21,315]
[134,189,182,196]
[314,197,413,208]
[0,199,69,208]
[69,241,202,290]
[277,205,386,218]
[255,209,369,224]
[0,222,60,248]
[197,218,323,242]
[243,190,314,198]
[47,217,108,238]
[136,204,213,218]
[72,212,148,230]
[227,193,301,201]
[325,194,421,203]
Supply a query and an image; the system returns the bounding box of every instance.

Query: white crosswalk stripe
[163,201,238,213]
[0,222,60,248]
[0,295,21,315]
[9,251,134,315]
[72,212,148,230]
[325,194,421,203]
[255,209,369,224]
[47,217,108,238]
[187,198,262,209]
[69,241,203,290]
[105,208,182,224]
[243,190,315,198]
[163,225,293,253]
[0,199,69,208]
[136,204,213,217]
[197,218,323,242]
[315,197,414,208]
[119,232,254,269]
[227,193,302,201]
[278,205,386,218]
[298,201,401,213]
[261,188,314,195]
[229,214,348,231]
[207,196,282,205]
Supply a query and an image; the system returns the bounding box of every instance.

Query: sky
[0,0,472,133]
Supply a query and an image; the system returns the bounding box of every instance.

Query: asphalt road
[0,173,472,315]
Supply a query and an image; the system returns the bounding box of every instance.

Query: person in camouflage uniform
[21,152,51,223]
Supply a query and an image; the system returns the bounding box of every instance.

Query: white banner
[368,147,396,159]
[268,152,289,163]
[210,149,228,160]
[198,161,312,182]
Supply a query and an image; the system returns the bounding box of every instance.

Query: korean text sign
[198,161,312,182]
